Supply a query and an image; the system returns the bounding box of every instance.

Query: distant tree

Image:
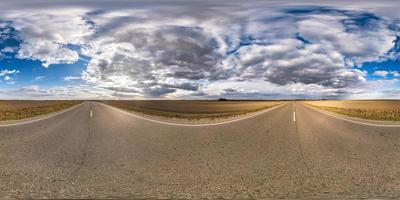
[218,98,227,101]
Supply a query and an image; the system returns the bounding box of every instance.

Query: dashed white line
[90,109,93,118]
[293,111,296,122]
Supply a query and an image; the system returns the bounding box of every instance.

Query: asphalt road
[1,101,400,199]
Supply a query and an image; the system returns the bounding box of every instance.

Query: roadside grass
[101,100,281,120]
[307,104,400,121]
[0,101,82,121]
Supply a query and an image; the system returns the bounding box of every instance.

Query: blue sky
[0,0,400,99]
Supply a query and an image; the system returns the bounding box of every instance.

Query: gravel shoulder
[0,102,83,125]
[303,100,400,122]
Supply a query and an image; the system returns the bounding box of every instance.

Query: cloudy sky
[0,0,400,99]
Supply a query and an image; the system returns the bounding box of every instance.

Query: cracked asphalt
[1,101,400,199]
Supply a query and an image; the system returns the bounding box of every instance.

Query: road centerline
[293,111,296,122]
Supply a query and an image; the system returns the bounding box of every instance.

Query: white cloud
[17,42,80,68]
[373,70,389,77]
[64,76,81,81]
[4,76,11,81]
[390,71,400,77]
[33,76,45,81]
[0,85,113,100]
[1,46,17,53]
[297,14,395,66]
[0,69,19,83]
[1,8,92,67]
[80,4,397,97]
[81,25,223,97]
[0,69,19,76]
[0,1,399,98]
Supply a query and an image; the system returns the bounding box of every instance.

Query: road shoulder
[303,103,400,127]
[0,103,84,126]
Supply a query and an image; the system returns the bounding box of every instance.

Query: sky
[0,0,400,100]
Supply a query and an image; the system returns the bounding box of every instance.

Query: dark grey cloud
[383,89,400,95]
[143,87,176,97]
[83,25,224,96]
[162,82,199,91]
[208,88,281,99]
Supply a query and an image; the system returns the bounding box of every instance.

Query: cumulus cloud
[295,11,395,66]
[4,76,11,81]
[231,40,367,88]
[82,25,224,97]
[1,9,92,67]
[0,1,399,98]
[82,4,398,97]
[17,42,80,68]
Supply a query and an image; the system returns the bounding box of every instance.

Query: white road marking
[102,103,286,127]
[90,109,93,117]
[293,111,296,122]
[305,104,400,128]
[0,103,84,127]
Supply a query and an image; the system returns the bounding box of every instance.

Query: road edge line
[303,103,400,128]
[102,102,286,127]
[0,102,84,127]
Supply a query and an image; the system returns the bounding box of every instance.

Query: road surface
[1,101,400,199]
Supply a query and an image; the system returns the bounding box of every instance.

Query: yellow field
[101,100,282,120]
[304,100,400,121]
[0,100,82,121]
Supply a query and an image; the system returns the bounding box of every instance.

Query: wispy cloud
[64,76,81,81]
[373,70,389,77]
[0,69,19,84]
[33,76,45,81]
[0,69,19,76]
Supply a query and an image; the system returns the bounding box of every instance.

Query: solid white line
[293,111,296,122]
[305,104,400,128]
[0,103,84,127]
[102,103,286,127]
[90,109,93,118]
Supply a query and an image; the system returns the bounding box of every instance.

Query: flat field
[304,100,400,121]
[0,100,82,121]
[101,100,282,120]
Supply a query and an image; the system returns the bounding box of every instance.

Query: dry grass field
[101,100,282,120]
[304,100,400,121]
[0,100,82,121]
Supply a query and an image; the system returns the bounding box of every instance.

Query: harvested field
[0,100,83,121]
[101,100,283,120]
[304,100,400,121]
